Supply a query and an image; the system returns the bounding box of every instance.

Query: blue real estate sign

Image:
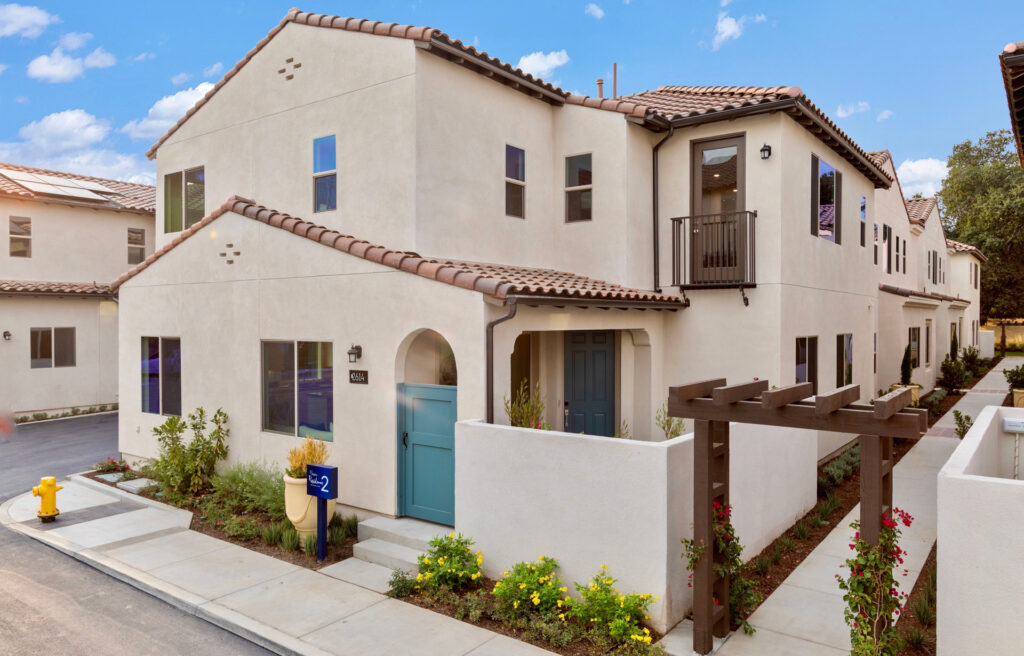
[306,463,338,500]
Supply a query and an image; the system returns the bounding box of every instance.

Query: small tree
[503,379,549,429]
[900,345,912,386]
[950,331,959,362]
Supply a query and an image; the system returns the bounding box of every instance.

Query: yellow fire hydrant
[32,477,63,523]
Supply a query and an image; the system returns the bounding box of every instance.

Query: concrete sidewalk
[1,476,551,656]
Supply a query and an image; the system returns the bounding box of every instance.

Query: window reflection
[818,160,836,241]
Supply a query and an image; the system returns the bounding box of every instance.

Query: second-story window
[811,155,842,244]
[313,135,336,212]
[164,167,205,233]
[128,228,145,265]
[859,196,866,247]
[902,238,907,273]
[895,237,900,272]
[835,333,853,387]
[882,225,892,273]
[565,153,592,222]
[9,217,30,257]
[505,145,525,218]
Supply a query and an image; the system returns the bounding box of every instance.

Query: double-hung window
[262,341,334,441]
[505,145,525,218]
[565,154,593,222]
[908,327,920,369]
[128,228,145,265]
[30,327,75,368]
[313,136,337,212]
[164,167,205,233]
[859,196,867,247]
[141,337,181,416]
[796,336,819,394]
[836,333,853,387]
[811,155,842,243]
[9,217,30,257]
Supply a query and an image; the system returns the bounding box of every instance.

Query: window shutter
[834,171,842,244]
[810,155,819,236]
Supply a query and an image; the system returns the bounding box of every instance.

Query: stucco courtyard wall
[455,419,817,633]
[937,405,1024,655]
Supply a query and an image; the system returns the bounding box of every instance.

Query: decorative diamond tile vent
[218,243,240,265]
[277,57,301,81]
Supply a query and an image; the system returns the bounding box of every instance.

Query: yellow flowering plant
[415,532,484,592]
[491,556,565,619]
[564,566,657,645]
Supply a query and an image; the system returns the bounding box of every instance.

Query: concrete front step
[353,537,422,573]
[320,557,395,594]
[356,516,448,552]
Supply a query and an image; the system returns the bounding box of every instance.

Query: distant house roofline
[0,161,154,216]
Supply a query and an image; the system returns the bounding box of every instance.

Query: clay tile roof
[0,162,155,215]
[0,280,114,297]
[946,238,989,263]
[1001,41,1024,167]
[867,150,892,168]
[904,197,938,225]
[111,197,683,309]
[878,283,969,305]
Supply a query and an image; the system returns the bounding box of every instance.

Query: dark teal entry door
[563,331,615,436]
[398,383,456,526]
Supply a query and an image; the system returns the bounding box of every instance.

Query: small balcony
[671,210,757,289]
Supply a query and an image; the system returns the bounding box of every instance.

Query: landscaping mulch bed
[921,390,964,427]
[896,545,937,654]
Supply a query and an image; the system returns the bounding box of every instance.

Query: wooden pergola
[667,378,927,655]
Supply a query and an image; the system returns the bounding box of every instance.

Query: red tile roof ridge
[111,196,683,309]
[563,95,649,118]
[0,279,114,297]
[904,196,938,225]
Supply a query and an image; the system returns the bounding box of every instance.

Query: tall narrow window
[859,196,866,247]
[184,168,205,228]
[128,228,145,265]
[902,239,906,274]
[873,224,878,264]
[895,237,900,272]
[505,145,525,218]
[873,332,877,374]
[262,341,295,434]
[141,336,181,415]
[882,225,891,273]
[163,167,204,232]
[909,327,920,369]
[54,327,76,367]
[313,135,336,212]
[836,333,853,387]
[812,156,841,243]
[29,327,75,368]
[9,217,30,257]
[796,336,819,394]
[927,250,932,281]
[565,153,592,222]
[164,172,183,233]
[262,340,333,441]
[925,320,932,366]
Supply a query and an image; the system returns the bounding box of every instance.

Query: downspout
[652,126,675,293]
[485,297,519,424]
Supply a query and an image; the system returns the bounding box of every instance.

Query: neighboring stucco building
[114,9,984,524]
[0,163,155,416]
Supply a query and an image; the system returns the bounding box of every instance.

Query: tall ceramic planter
[1014,389,1024,408]
[893,384,921,405]
[284,474,336,540]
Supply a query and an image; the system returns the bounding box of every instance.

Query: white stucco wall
[455,419,816,634]
[937,406,1024,655]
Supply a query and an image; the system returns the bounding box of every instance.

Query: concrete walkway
[1,476,552,656]
[662,358,1022,656]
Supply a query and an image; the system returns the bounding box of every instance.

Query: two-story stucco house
[0,164,155,417]
[113,9,983,527]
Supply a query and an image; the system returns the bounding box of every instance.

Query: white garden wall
[979,329,995,359]
[937,406,1024,655]
[455,419,817,633]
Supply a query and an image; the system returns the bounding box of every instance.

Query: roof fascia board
[791,100,892,189]
[667,97,797,129]
[507,294,681,311]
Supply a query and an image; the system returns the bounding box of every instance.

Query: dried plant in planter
[503,379,550,430]
[285,435,329,478]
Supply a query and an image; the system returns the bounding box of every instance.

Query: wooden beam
[873,387,912,419]
[904,407,929,434]
[712,379,769,405]
[671,378,727,403]
[668,397,922,439]
[815,384,861,416]
[761,382,813,408]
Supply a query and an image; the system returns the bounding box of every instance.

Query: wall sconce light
[2,331,10,341]
[760,143,772,160]
[347,345,362,363]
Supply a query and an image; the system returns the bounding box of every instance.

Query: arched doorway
[396,330,458,526]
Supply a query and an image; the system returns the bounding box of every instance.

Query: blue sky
[1,0,1021,194]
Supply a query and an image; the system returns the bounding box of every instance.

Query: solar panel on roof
[68,178,115,193]
[17,180,67,195]
[0,168,43,183]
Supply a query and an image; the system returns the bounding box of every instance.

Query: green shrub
[71,407,81,416]
[16,416,28,423]
[564,566,656,645]
[262,521,285,546]
[144,408,229,497]
[222,515,260,541]
[816,475,833,498]
[503,380,550,430]
[32,412,48,421]
[98,405,108,412]
[939,357,969,393]
[779,536,795,553]
[387,569,418,598]
[961,345,981,372]
[452,589,491,624]
[94,457,131,474]
[753,557,770,575]
[818,492,841,519]
[914,595,933,627]
[770,547,782,566]
[905,627,927,650]
[491,556,566,619]
[953,410,973,439]
[1005,364,1024,392]
[655,401,685,440]
[303,533,317,557]
[921,389,947,419]
[210,462,285,520]
[112,403,119,411]
[950,331,959,362]
[794,521,809,540]
[280,527,299,551]
[87,407,97,414]
[341,514,359,538]
[415,532,483,592]
[328,525,346,546]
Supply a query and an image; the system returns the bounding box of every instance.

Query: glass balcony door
[690,136,746,284]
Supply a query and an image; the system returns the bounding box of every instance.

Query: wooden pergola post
[693,418,730,654]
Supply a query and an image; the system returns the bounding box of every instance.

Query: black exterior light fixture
[2,331,10,341]
[760,143,772,160]
[347,344,362,363]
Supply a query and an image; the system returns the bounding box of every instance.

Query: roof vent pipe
[613,62,617,98]
[596,78,604,98]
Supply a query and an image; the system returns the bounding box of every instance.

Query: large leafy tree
[939,130,1024,335]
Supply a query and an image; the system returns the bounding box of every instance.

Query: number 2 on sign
[308,473,329,494]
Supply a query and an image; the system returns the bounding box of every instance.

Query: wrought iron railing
[671,210,757,288]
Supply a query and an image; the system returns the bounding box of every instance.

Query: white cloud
[585,3,604,19]
[0,3,57,39]
[14,95,27,103]
[712,11,766,51]
[170,71,191,85]
[120,82,214,140]
[203,61,223,77]
[26,45,115,82]
[132,51,155,61]
[516,50,570,79]
[57,31,90,50]
[0,63,6,75]
[84,46,114,68]
[897,158,948,197]
[720,0,733,5]
[836,101,870,118]
[876,109,893,122]
[0,108,154,182]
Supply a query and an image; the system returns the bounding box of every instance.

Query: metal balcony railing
[671,210,757,289]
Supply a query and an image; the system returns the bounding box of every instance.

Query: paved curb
[1,477,330,656]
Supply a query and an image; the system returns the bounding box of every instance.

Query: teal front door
[398,383,456,526]
[563,331,615,436]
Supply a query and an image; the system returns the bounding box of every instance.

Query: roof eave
[1001,49,1024,167]
[505,293,683,311]
[0,191,155,216]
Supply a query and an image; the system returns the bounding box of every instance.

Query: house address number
[349,370,368,384]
